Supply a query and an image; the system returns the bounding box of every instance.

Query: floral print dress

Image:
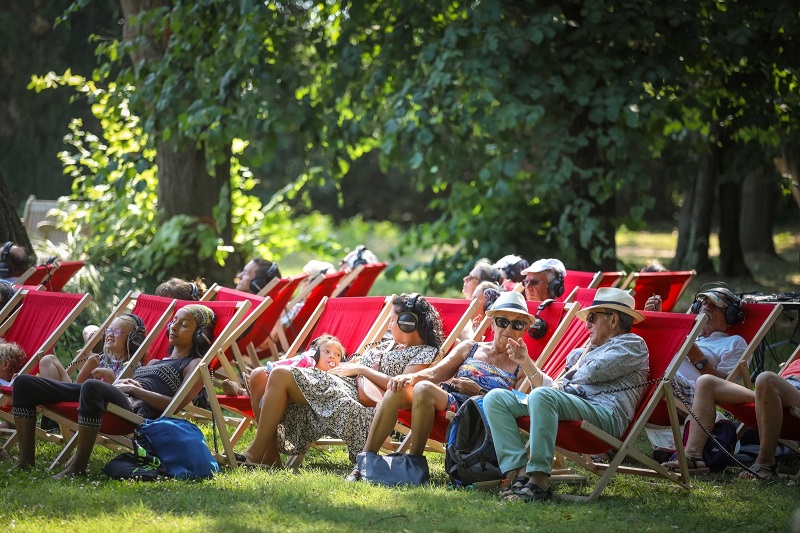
[277,343,438,460]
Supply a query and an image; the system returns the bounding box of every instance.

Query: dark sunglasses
[523,278,542,288]
[494,316,528,331]
[586,311,614,324]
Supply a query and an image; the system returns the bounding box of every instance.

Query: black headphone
[397,293,420,333]
[503,258,530,284]
[193,314,217,356]
[190,283,200,301]
[529,299,555,340]
[689,283,744,326]
[251,262,280,294]
[548,271,565,299]
[352,245,369,269]
[0,242,13,279]
[121,313,146,357]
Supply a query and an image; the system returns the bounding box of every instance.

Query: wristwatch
[694,358,708,370]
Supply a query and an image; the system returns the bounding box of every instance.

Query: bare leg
[248,367,269,420]
[363,387,413,453]
[243,367,308,467]
[13,416,36,469]
[53,425,100,478]
[38,354,71,383]
[681,375,754,460]
[753,372,800,465]
[407,382,450,456]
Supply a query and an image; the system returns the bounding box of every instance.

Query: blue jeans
[483,387,620,475]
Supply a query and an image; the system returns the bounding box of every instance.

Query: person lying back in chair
[483,287,649,502]
[10,304,216,478]
[646,286,746,406]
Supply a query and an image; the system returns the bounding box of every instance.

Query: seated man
[646,286,746,406]
[520,258,566,301]
[0,242,31,283]
[484,287,648,502]
[234,258,281,295]
[664,358,800,478]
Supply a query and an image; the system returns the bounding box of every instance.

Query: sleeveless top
[442,343,520,412]
[132,356,195,398]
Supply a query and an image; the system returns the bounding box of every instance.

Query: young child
[221,334,346,419]
[0,340,25,388]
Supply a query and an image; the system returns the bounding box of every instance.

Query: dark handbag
[356,451,430,486]
[356,352,385,407]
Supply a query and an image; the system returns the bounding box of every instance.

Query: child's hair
[0,341,26,374]
[310,334,346,363]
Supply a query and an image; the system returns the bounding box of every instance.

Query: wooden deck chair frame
[46,299,251,469]
[621,270,696,312]
[10,265,38,286]
[424,297,482,366]
[330,262,388,298]
[561,271,603,302]
[533,312,707,502]
[215,295,394,466]
[391,301,582,455]
[329,264,364,298]
[598,271,627,288]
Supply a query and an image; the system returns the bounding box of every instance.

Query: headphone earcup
[397,311,418,333]
[250,278,263,294]
[0,242,12,278]
[689,299,702,314]
[528,317,547,340]
[725,303,744,326]
[548,278,564,299]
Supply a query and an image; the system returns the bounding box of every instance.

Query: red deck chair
[331,262,388,298]
[425,297,482,362]
[201,286,273,376]
[13,264,54,287]
[722,344,800,445]
[597,271,627,288]
[515,311,704,501]
[217,295,393,465]
[623,270,696,311]
[395,300,580,451]
[561,271,603,302]
[278,270,347,350]
[45,299,250,468]
[44,261,85,291]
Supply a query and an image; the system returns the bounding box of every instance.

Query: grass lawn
[4,226,799,532]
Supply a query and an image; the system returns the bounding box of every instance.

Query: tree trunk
[717,175,752,278]
[0,166,34,257]
[121,0,232,283]
[740,166,779,256]
[673,127,719,274]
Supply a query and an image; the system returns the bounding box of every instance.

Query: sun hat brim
[576,302,645,324]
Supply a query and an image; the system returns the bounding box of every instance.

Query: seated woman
[483,287,649,502]
[242,293,444,468]
[37,313,146,385]
[155,277,206,301]
[461,258,500,300]
[353,291,531,481]
[663,358,800,479]
[10,304,216,478]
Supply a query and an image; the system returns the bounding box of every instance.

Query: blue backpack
[444,396,504,487]
[134,417,219,479]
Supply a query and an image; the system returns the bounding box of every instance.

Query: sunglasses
[105,327,127,337]
[523,278,543,288]
[586,311,614,324]
[493,316,528,331]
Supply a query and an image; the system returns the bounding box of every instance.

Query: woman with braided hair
[10,304,216,478]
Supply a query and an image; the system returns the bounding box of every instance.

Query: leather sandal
[661,454,707,472]
[499,475,529,498]
[504,481,552,502]
[738,462,777,480]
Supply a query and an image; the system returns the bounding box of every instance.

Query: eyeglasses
[493,317,528,331]
[586,311,614,324]
[523,278,542,288]
[105,327,127,337]
[464,275,480,283]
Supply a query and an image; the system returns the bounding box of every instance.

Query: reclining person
[520,258,567,302]
[352,291,529,482]
[645,286,746,406]
[235,258,281,295]
[663,357,800,478]
[483,288,649,502]
[0,242,31,284]
[10,304,215,478]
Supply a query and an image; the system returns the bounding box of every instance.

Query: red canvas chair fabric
[280,270,347,348]
[45,261,85,291]
[624,270,696,312]
[515,311,704,501]
[597,271,627,288]
[561,271,602,302]
[335,262,388,297]
[13,264,54,287]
